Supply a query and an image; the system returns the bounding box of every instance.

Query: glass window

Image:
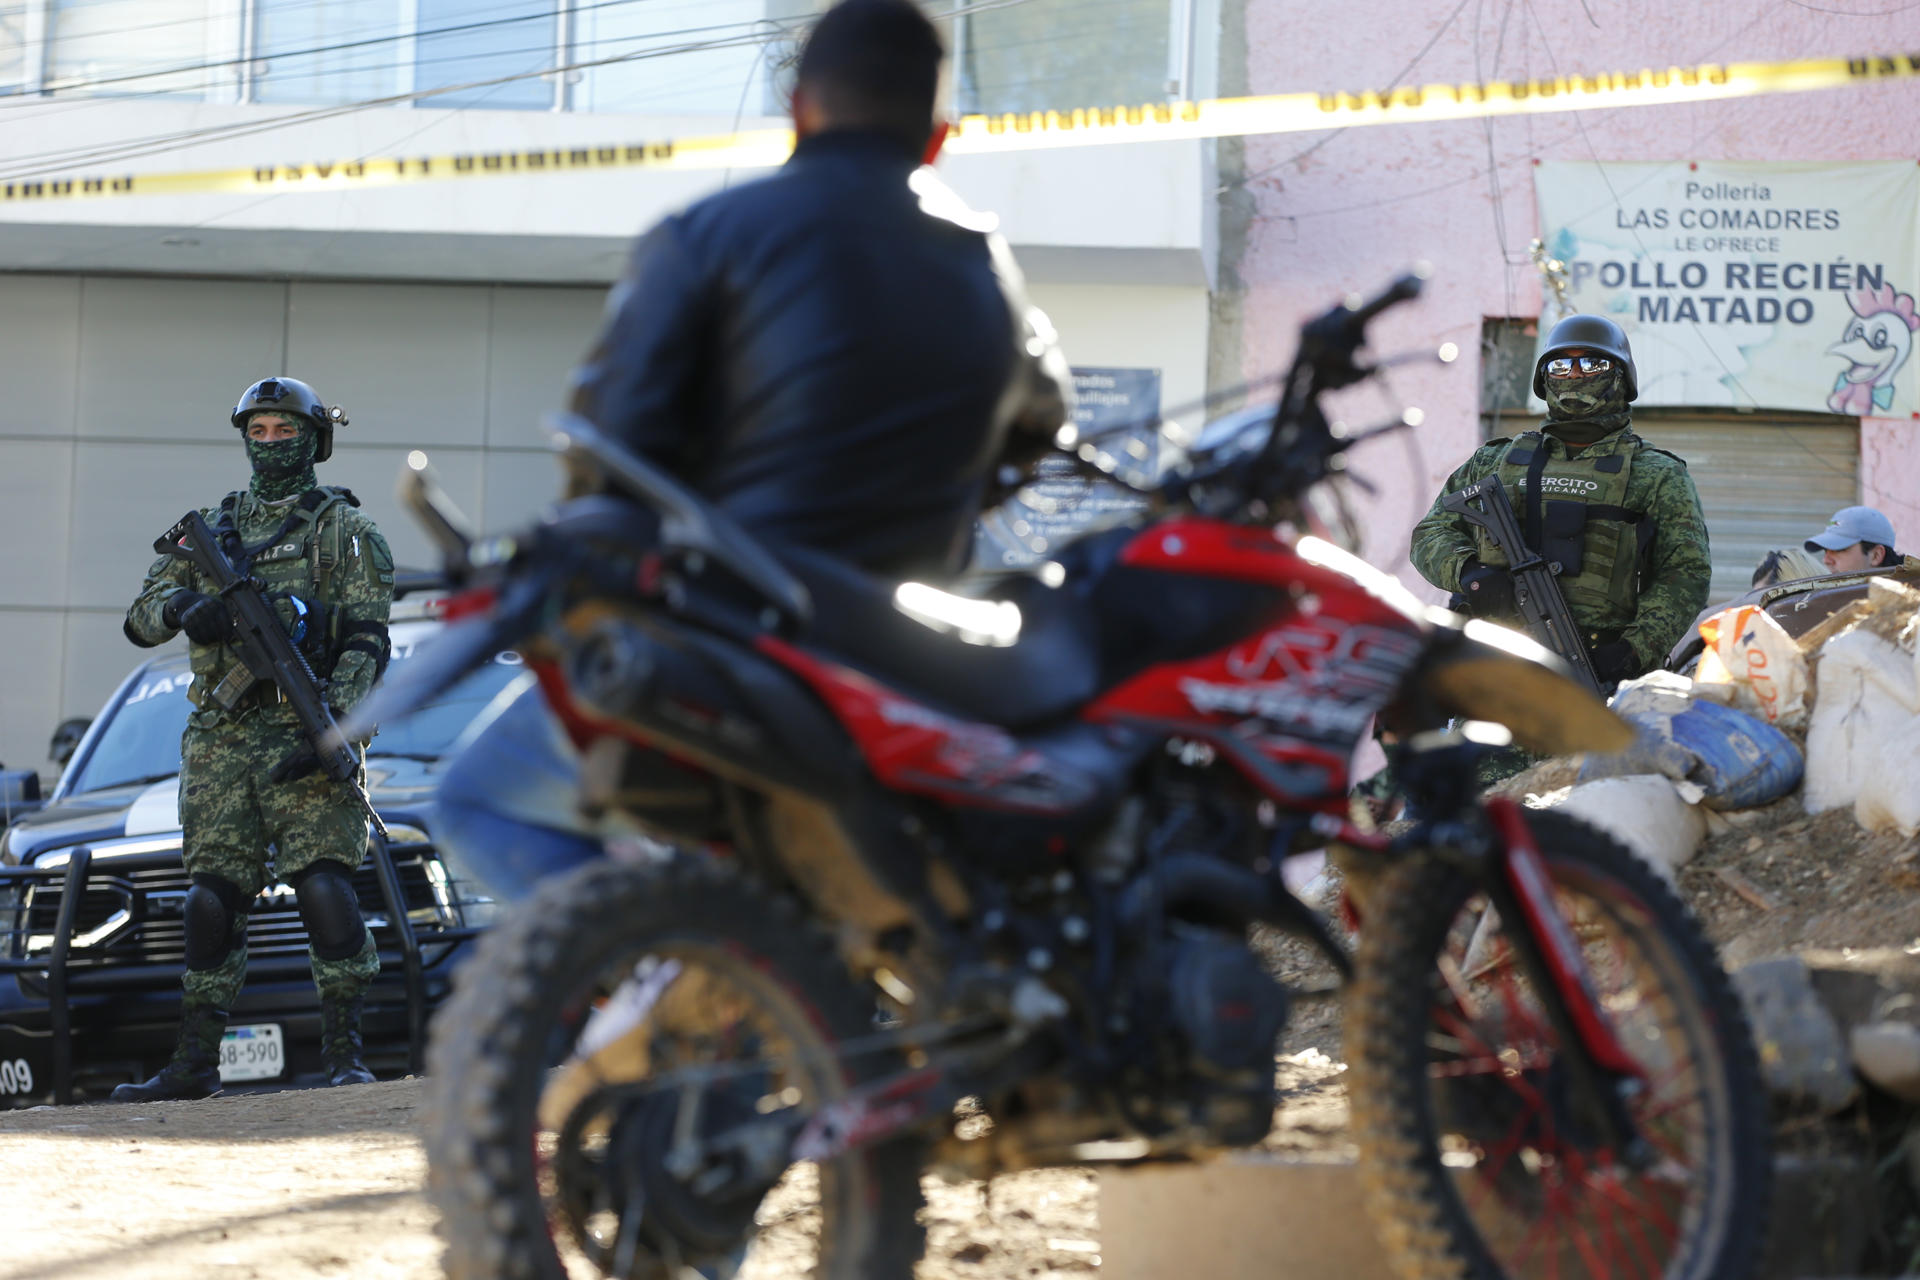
[959,0,1169,116]
[66,668,194,796]
[0,3,27,94]
[254,0,404,106]
[66,648,527,796]
[413,0,554,111]
[573,0,778,116]
[47,0,220,98]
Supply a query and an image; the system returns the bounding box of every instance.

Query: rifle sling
[1522,437,1549,556]
[214,489,332,577]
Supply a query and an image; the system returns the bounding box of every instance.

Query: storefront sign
[1534,160,1920,416]
[973,367,1161,570]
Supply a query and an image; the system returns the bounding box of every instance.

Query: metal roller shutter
[1632,414,1859,605]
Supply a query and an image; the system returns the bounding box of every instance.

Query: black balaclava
[244,411,319,502]
[1542,363,1631,446]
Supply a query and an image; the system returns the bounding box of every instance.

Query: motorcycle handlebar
[1344,271,1427,331]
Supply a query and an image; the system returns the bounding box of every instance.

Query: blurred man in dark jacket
[566,0,1069,578]
[439,0,1072,898]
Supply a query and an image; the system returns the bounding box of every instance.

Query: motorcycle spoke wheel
[1348,810,1769,1280]
[424,857,926,1280]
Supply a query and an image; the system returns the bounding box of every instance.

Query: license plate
[218,1023,285,1083]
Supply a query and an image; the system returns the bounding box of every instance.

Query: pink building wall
[1232,1,1920,590]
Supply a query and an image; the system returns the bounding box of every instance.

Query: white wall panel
[287,283,492,449]
[0,440,75,609]
[481,450,562,537]
[67,441,240,609]
[484,286,608,450]
[0,276,81,438]
[75,279,287,441]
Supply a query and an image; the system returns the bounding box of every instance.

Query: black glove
[1457,560,1516,617]
[1591,639,1640,685]
[162,590,232,646]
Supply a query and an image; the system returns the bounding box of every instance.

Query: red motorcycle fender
[1485,797,1645,1079]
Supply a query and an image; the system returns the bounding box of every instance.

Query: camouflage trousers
[179,706,379,1007]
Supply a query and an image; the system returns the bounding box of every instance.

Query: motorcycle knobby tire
[422,855,927,1280]
[1345,808,1770,1280]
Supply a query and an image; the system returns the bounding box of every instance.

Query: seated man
[1749,545,1825,588]
[1804,506,1910,574]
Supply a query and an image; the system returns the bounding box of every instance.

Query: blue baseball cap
[1805,506,1898,553]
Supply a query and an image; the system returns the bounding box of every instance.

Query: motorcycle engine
[1164,931,1291,1145]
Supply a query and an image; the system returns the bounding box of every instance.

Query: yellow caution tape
[3,51,1914,204]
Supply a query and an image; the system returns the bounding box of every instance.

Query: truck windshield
[65,650,524,796]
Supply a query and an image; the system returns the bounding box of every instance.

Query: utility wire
[0,22,752,165]
[0,0,1041,182]
[1222,0,1476,198]
[0,0,718,126]
[21,0,651,98]
[5,0,557,60]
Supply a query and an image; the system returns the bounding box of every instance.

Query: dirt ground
[1490,753,1920,966]
[1679,797,1920,967]
[0,1035,1350,1280]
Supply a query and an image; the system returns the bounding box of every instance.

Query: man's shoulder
[676,165,816,235]
[1629,438,1696,476]
[1457,437,1521,471]
[315,488,381,531]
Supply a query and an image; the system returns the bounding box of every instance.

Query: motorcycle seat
[775,547,1102,730]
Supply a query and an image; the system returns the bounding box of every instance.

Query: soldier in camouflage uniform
[112,377,395,1101]
[1409,315,1711,786]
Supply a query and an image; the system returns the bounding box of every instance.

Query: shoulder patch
[1639,445,1690,467]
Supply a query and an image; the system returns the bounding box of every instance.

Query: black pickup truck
[0,613,522,1105]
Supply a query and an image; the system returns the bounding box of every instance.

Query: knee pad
[290,860,366,961]
[183,874,245,971]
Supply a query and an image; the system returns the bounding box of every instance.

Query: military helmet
[1533,314,1638,402]
[231,376,347,462]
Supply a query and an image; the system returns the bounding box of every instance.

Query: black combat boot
[320,994,376,1086]
[111,1001,228,1102]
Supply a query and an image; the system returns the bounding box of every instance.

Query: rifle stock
[1438,475,1605,697]
[155,510,366,789]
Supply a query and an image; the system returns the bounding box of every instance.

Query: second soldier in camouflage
[1409,315,1711,785]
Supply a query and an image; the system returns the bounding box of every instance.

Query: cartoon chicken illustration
[1827,282,1919,415]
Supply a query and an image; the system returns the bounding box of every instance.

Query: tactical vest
[186,486,361,713]
[1469,430,1655,633]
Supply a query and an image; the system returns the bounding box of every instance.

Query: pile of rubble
[1498,576,1920,1275]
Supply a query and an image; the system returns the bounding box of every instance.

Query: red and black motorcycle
[372,274,1767,1280]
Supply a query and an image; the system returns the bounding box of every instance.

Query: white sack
[1804,629,1920,835]
[1694,604,1810,730]
[1534,775,1708,883]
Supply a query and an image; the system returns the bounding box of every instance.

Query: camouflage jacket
[125,485,395,728]
[1409,425,1712,670]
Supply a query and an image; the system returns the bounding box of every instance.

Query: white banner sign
[1534,161,1920,417]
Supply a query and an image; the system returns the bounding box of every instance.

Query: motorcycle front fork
[1412,796,1653,1168]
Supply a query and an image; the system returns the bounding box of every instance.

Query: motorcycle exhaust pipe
[1121,855,1350,979]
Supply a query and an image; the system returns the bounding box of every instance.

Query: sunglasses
[1544,355,1612,378]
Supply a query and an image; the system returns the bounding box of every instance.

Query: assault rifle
[1439,474,1604,697]
[154,510,386,832]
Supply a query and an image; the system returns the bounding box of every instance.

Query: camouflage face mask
[244,415,318,501]
[1542,365,1631,445]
